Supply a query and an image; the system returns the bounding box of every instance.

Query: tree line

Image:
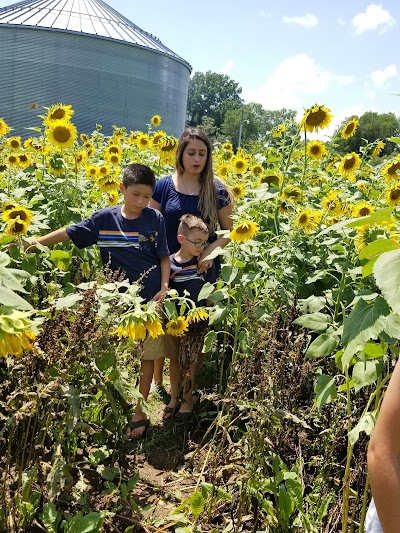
[187,70,400,155]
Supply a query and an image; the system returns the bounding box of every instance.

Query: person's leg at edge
[179,362,196,414]
[153,357,165,388]
[127,359,154,438]
[160,356,181,420]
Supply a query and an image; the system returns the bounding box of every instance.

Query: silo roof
[0,0,191,69]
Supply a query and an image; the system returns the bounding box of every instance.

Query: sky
[0,0,399,137]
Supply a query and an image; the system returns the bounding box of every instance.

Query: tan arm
[24,228,71,252]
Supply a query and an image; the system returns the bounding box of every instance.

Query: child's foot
[127,415,149,439]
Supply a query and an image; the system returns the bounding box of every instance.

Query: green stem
[342,366,353,533]
[333,271,347,323]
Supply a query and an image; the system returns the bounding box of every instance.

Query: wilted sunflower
[295,209,323,234]
[188,308,209,324]
[306,140,327,160]
[2,205,33,225]
[341,118,359,139]
[232,156,248,175]
[301,105,333,133]
[282,185,303,203]
[44,104,74,126]
[386,182,400,206]
[355,222,400,252]
[0,118,10,137]
[230,220,259,243]
[338,152,361,176]
[321,191,342,215]
[151,115,161,127]
[7,136,21,151]
[166,316,189,336]
[5,217,30,235]
[258,172,282,188]
[383,158,400,182]
[352,202,375,218]
[137,133,150,150]
[232,184,245,199]
[372,140,385,158]
[46,120,77,149]
[144,318,164,338]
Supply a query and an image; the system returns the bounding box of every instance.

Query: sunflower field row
[1,102,400,532]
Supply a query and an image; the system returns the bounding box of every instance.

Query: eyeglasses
[181,235,209,249]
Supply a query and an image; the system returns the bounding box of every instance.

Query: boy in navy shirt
[22,163,170,438]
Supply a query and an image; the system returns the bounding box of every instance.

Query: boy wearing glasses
[145,214,213,421]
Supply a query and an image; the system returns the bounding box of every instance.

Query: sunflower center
[50,109,66,120]
[236,225,250,235]
[10,140,20,149]
[53,126,71,143]
[359,207,371,216]
[310,146,320,155]
[306,109,327,126]
[388,162,400,175]
[299,214,308,224]
[345,124,355,135]
[344,156,356,170]
[391,189,400,200]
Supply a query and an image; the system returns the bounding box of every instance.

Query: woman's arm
[198,203,232,272]
[368,358,400,532]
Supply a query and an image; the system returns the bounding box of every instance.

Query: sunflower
[230,220,260,243]
[321,191,342,215]
[98,164,110,176]
[372,140,385,158]
[187,308,209,324]
[352,202,375,218]
[0,163,7,173]
[341,118,359,140]
[151,130,166,146]
[386,182,400,206]
[232,156,248,174]
[46,120,77,149]
[144,318,164,338]
[258,172,282,188]
[272,124,286,138]
[217,164,229,177]
[232,184,245,199]
[106,190,119,206]
[383,158,400,182]
[355,180,368,192]
[354,222,400,252]
[24,137,41,152]
[295,209,323,234]
[159,136,177,153]
[166,316,189,336]
[7,136,21,151]
[221,142,233,152]
[85,164,98,179]
[301,105,333,133]
[137,133,150,150]
[44,104,74,126]
[0,330,36,358]
[251,164,263,176]
[97,175,120,193]
[128,131,141,144]
[0,118,10,137]
[2,205,33,225]
[5,217,30,235]
[151,115,161,127]
[282,185,303,203]
[107,153,122,166]
[338,152,361,176]
[6,154,19,167]
[18,153,31,168]
[279,200,293,214]
[306,140,327,160]
[127,321,147,341]
[75,151,87,166]
[2,201,18,212]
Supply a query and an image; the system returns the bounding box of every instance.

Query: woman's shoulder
[155,175,173,187]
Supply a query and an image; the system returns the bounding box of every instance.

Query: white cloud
[220,58,235,75]
[352,4,395,34]
[259,10,271,18]
[370,64,398,87]
[282,13,318,27]
[244,53,355,114]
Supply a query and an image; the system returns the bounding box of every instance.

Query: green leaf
[127,473,139,492]
[208,303,230,325]
[202,330,217,352]
[278,484,294,523]
[190,490,205,520]
[54,293,83,309]
[361,342,384,359]
[40,502,60,533]
[387,136,400,144]
[384,314,400,339]
[65,511,104,533]
[362,257,378,278]
[359,239,400,260]
[352,360,384,392]
[342,297,390,368]
[348,412,376,445]
[305,333,338,359]
[0,266,29,293]
[315,375,337,410]
[293,312,331,332]
[374,249,400,312]
[95,352,115,371]
[197,282,215,302]
[49,250,72,261]
[346,207,393,228]
[0,287,33,310]
[0,251,11,267]
[201,482,231,501]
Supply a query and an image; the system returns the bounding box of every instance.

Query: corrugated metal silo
[0,0,192,137]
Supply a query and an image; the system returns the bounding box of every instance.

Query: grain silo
[0,0,191,137]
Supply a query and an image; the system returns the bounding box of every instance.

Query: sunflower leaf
[374,248,400,312]
[387,137,400,144]
[359,238,400,260]
[346,207,393,228]
[0,287,33,310]
[305,333,339,359]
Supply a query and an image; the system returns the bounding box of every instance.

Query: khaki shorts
[141,334,180,360]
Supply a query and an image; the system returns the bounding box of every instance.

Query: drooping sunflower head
[258,171,282,188]
[6,136,21,151]
[301,105,333,133]
[144,318,164,338]
[383,158,400,182]
[5,217,30,236]
[386,182,400,206]
[44,104,74,126]
[166,316,189,336]
[231,184,245,199]
[97,175,120,193]
[338,152,361,176]
[355,222,400,252]
[340,118,359,140]
[46,120,77,149]
[372,140,385,158]
[187,308,209,324]
[282,185,303,203]
[0,118,10,137]
[321,191,342,215]
[352,201,375,218]
[230,220,260,243]
[295,208,323,234]
[151,115,161,127]
[151,130,166,146]
[306,140,327,160]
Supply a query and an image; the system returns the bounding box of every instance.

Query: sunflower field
[1,103,400,532]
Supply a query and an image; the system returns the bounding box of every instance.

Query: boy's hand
[152,287,168,302]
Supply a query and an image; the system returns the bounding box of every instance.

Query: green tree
[334,111,400,156]
[187,71,243,130]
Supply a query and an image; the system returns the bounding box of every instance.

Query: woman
[366,357,400,532]
[149,127,234,409]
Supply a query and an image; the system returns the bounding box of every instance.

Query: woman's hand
[197,247,213,274]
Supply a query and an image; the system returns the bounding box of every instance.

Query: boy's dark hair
[122,163,156,189]
[178,214,210,237]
